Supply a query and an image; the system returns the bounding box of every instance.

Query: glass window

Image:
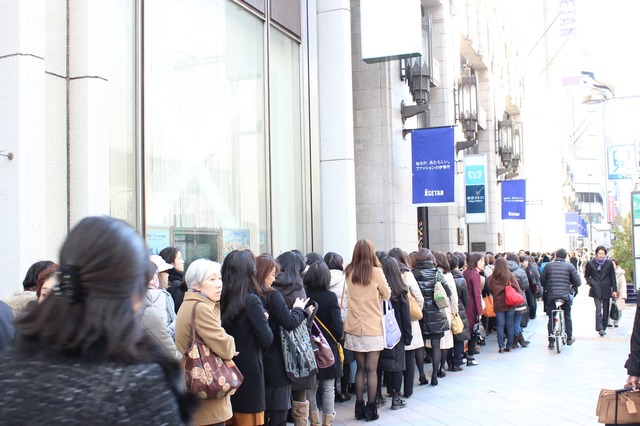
[109,0,137,225]
[144,0,267,263]
[269,27,304,253]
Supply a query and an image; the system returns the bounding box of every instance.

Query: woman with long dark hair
[304,260,343,426]
[0,216,197,424]
[388,247,424,397]
[447,253,470,371]
[221,250,274,426]
[487,258,521,353]
[255,254,307,426]
[343,240,391,421]
[463,252,484,366]
[272,251,316,425]
[378,256,412,410]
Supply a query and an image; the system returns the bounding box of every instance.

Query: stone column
[317,0,358,262]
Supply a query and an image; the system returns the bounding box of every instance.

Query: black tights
[414,346,426,380]
[354,351,381,404]
[440,348,449,371]
[429,339,441,380]
[265,409,287,426]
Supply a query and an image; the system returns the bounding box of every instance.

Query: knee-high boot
[292,400,309,426]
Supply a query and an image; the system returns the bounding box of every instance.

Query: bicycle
[550,299,567,353]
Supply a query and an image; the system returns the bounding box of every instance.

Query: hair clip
[55,263,84,305]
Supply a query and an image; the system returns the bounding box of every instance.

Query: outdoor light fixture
[455,65,479,152]
[496,112,522,179]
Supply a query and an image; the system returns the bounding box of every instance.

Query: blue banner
[565,212,579,235]
[411,127,455,205]
[579,217,587,238]
[501,179,526,220]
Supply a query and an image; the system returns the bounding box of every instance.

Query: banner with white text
[411,127,455,205]
[501,179,526,220]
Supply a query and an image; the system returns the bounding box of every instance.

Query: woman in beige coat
[609,258,627,327]
[343,240,391,421]
[175,259,236,426]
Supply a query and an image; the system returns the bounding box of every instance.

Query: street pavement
[331,294,636,425]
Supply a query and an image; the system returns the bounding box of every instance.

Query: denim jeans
[513,313,523,335]
[307,379,335,415]
[495,310,515,348]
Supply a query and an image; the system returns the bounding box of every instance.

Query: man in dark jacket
[540,248,581,349]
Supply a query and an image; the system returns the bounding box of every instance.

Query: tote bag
[505,285,525,307]
[450,312,464,335]
[433,280,450,309]
[407,290,423,321]
[280,320,318,383]
[382,300,402,349]
[184,302,243,399]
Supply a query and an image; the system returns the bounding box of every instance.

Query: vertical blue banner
[565,212,579,235]
[579,217,587,238]
[501,179,526,220]
[411,127,455,205]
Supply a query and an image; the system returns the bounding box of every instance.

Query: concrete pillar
[68,0,110,226]
[317,0,358,262]
[0,0,48,294]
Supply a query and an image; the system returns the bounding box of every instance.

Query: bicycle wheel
[555,330,563,353]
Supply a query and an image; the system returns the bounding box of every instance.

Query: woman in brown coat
[176,258,236,426]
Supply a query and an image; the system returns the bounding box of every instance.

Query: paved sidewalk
[331,295,636,425]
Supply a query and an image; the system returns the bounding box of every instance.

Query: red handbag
[505,285,525,307]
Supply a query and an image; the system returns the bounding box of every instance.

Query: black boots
[365,402,379,421]
[355,400,365,420]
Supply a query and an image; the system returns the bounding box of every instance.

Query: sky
[577,0,640,97]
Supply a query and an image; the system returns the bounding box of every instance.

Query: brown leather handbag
[183,302,243,399]
[596,388,640,424]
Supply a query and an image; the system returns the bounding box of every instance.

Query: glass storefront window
[109,0,137,225]
[144,0,267,263]
[270,27,304,253]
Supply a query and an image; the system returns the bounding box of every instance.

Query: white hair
[184,258,221,290]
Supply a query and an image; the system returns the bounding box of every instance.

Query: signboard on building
[360,0,422,63]
[607,144,636,180]
[501,179,526,220]
[565,212,579,235]
[411,127,455,205]
[464,155,487,224]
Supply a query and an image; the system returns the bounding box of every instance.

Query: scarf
[594,257,606,271]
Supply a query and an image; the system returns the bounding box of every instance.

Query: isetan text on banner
[411,127,455,205]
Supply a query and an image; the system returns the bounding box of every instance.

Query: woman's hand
[293,297,309,310]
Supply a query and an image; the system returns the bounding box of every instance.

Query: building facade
[1,0,534,296]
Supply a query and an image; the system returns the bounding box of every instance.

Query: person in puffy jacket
[412,249,450,386]
[540,248,581,348]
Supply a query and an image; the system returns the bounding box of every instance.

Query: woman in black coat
[159,246,187,313]
[377,256,412,409]
[447,254,470,371]
[305,261,343,426]
[412,249,450,386]
[273,251,316,425]
[585,246,618,336]
[221,250,274,426]
[256,254,307,426]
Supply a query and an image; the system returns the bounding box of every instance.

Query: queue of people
[0,223,635,425]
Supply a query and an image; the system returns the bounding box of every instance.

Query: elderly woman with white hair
[175,258,237,426]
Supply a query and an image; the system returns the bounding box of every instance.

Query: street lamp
[588,173,594,248]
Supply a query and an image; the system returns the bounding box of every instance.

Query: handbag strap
[339,284,346,310]
[315,317,338,344]
[188,301,202,348]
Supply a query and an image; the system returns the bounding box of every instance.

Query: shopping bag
[382,300,401,349]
